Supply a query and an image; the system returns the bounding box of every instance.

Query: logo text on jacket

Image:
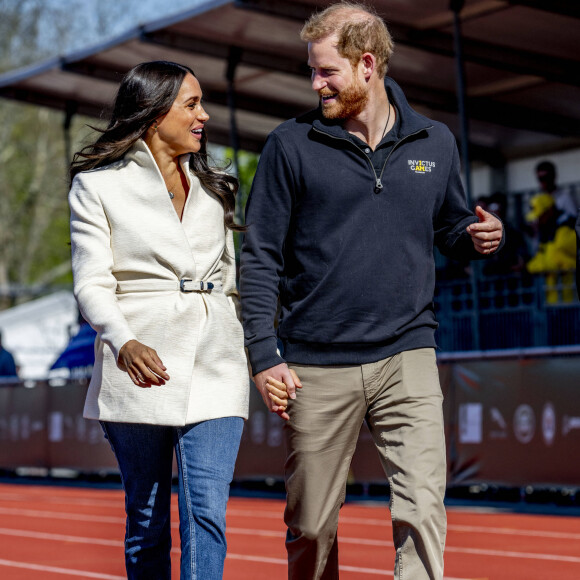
[408,160,435,173]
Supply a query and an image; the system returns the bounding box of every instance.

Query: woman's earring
[153,123,158,133]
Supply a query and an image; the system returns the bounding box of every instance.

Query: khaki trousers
[285,348,446,580]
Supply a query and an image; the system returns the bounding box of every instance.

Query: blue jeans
[101,417,244,580]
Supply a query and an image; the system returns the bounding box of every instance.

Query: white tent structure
[0,292,79,380]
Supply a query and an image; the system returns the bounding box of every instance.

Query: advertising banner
[448,356,580,486]
[47,381,117,472]
[1,356,579,488]
[0,382,49,468]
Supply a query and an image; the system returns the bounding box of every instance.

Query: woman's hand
[118,340,170,387]
[265,369,301,420]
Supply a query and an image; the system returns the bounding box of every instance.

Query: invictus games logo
[408,159,435,173]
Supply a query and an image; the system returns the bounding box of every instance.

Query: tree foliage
[0,0,252,308]
[221,147,260,255]
[0,1,143,308]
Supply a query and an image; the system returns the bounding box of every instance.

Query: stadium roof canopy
[0,0,579,162]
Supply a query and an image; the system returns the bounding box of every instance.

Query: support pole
[227,46,242,176]
[450,0,480,350]
[450,0,472,207]
[63,100,77,181]
[226,46,245,230]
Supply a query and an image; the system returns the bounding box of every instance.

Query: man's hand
[118,339,170,387]
[466,205,503,254]
[253,363,302,421]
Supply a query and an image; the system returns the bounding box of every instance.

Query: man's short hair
[535,160,556,176]
[300,1,394,79]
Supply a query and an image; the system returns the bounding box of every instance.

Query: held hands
[253,363,302,421]
[466,206,503,254]
[118,339,170,387]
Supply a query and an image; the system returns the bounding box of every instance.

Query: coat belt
[116,278,222,294]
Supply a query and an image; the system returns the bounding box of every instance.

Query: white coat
[69,140,249,425]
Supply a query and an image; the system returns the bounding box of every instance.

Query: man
[535,160,577,221]
[576,213,580,299]
[240,3,503,579]
[526,193,576,303]
[0,331,18,378]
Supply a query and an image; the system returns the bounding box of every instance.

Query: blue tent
[50,323,96,376]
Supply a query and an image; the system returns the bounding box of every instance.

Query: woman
[69,61,249,579]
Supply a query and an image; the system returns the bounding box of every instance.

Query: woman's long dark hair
[70,61,243,231]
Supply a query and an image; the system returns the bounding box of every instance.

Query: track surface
[0,483,579,579]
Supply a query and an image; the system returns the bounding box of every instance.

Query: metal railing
[434,271,579,352]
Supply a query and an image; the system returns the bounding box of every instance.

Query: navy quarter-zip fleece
[241,77,496,375]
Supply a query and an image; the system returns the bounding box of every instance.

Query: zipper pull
[374,178,383,193]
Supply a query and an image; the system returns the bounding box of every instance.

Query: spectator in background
[482,192,529,276]
[536,160,578,221]
[576,214,580,299]
[526,193,576,303]
[0,330,18,378]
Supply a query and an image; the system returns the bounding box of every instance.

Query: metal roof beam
[64,58,311,121]
[505,0,580,19]
[61,60,128,82]
[234,0,314,21]
[0,87,106,118]
[401,82,580,137]
[140,29,310,77]
[0,85,267,152]
[468,99,580,137]
[388,23,580,87]
[3,78,576,139]
[236,0,580,87]
[203,88,310,120]
[58,25,580,92]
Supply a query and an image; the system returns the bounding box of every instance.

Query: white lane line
[228,526,283,538]
[229,527,390,546]
[0,558,125,579]
[1,524,578,565]
[0,493,121,508]
[229,527,580,563]
[0,506,125,524]
[227,553,395,576]
[341,537,580,563]
[228,508,282,519]
[226,553,287,565]
[229,511,580,542]
[337,563,393,577]
[0,527,121,546]
[228,527,580,563]
[226,554,472,579]
[448,524,580,540]
[445,546,580,564]
[0,553,469,580]
[0,493,35,501]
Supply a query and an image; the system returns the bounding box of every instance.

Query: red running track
[0,482,579,579]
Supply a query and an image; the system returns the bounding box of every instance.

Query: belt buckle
[180,278,193,293]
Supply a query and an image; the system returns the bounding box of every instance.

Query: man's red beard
[319,76,368,120]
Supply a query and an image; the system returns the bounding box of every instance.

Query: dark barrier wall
[446,356,580,486]
[0,381,48,469]
[1,355,579,487]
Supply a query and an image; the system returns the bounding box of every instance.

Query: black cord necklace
[374,102,393,194]
[380,101,392,141]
